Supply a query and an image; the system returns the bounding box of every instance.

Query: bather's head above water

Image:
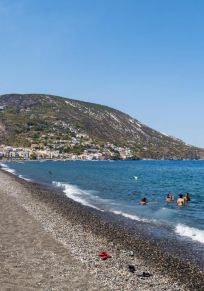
[140,197,148,205]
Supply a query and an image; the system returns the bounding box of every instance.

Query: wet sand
[0,169,203,290]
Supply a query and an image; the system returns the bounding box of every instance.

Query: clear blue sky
[0,0,204,147]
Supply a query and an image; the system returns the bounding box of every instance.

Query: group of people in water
[140,192,191,207]
[176,192,191,207]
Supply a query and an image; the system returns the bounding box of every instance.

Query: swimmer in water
[140,197,148,205]
[166,192,174,202]
[177,194,185,207]
[184,192,191,202]
[166,193,171,202]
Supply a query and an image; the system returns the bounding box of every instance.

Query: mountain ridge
[0,93,203,160]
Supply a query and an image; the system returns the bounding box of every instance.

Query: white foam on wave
[1,163,32,182]
[175,224,204,244]
[53,181,159,223]
[0,163,16,174]
[112,210,151,223]
[53,181,103,211]
[18,174,32,182]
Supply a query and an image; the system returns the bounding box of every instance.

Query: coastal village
[1,94,204,161]
[0,131,134,161]
[0,143,133,160]
[0,101,136,160]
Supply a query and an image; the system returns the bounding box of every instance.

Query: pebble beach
[0,169,203,291]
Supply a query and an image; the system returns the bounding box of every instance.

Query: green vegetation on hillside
[0,93,203,160]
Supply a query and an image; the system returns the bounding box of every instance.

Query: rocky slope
[0,93,203,159]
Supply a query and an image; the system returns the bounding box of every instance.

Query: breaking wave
[53,181,105,211]
[111,210,150,223]
[0,163,32,182]
[0,163,16,174]
[18,174,32,182]
[53,181,159,224]
[175,224,204,244]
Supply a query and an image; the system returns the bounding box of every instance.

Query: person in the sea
[177,194,185,207]
[170,193,174,201]
[140,197,148,205]
[166,192,174,202]
[184,192,191,202]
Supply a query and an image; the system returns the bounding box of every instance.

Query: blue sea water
[1,160,204,245]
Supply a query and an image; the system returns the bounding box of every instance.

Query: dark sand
[0,169,203,290]
[0,175,105,290]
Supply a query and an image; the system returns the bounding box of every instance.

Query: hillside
[0,93,203,159]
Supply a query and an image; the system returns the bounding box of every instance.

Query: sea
[1,160,204,249]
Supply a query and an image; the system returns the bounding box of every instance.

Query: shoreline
[2,158,204,161]
[0,169,203,290]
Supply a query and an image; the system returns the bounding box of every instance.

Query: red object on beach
[98,251,112,260]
